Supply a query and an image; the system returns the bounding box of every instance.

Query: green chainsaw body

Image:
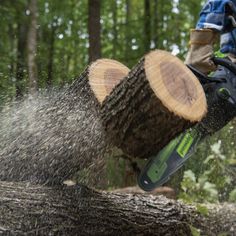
[138,57,236,191]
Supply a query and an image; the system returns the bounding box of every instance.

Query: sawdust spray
[0,78,110,187]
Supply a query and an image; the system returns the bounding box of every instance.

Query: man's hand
[185,29,218,74]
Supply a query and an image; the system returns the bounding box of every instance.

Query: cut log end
[145,50,207,122]
[101,50,208,158]
[88,59,130,103]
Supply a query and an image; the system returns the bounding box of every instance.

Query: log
[0,180,235,236]
[0,59,129,185]
[101,50,207,158]
[65,58,130,105]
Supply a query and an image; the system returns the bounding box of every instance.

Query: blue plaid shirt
[196,0,236,55]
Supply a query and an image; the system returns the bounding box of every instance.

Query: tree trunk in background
[27,0,38,95]
[0,181,235,236]
[153,0,159,48]
[88,0,101,63]
[8,23,15,81]
[66,54,71,80]
[15,23,27,98]
[144,0,151,52]
[158,0,164,49]
[46,24,56,89]
[73,40,79,76]
[125,0,131,60]
[112,0,118,58]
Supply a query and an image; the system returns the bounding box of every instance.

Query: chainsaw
[138,56,236,191]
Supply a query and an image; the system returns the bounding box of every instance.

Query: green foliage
[179,169,219,203]
[0,0,206,99]
[229,189,236,202]
[196,204,209,216]
[218,233,230,236]
[180,137,235,203]
[105,148,136,189]
[106,153,127,188]
[189,225,201,236]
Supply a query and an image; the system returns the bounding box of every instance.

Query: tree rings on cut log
[88,59,130,103]
[101,50,207,159]
[145,50,206,122]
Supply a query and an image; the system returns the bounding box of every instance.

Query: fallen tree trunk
[101,50,207,158]
[0,59,129,185]
[0,181,235,236]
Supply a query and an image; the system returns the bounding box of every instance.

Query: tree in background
[152,0,159,48]
[16,19,27,98]
[144,0,151,52]
[112,0,118,58]
[27,0,38,95]
[8,1,28,99]
[88,0,101,62]
[46,18,57,89]
[0,0,206,99]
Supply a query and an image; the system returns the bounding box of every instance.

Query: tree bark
[101,50,207,159]
[88,0,101,63]
[0,181,235,236]
[27,0,38,95]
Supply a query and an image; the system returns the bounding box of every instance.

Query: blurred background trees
[0,0,235,202]
[0,0,205,101]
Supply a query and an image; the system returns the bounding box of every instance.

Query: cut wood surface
[0,181,235,236]
[88,59,130,103]
[145,50,206,121]
[69,58,130,105]
[101,50,207,158]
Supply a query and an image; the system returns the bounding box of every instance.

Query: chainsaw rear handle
[188,56,236,107]
[187,64,226,85]
[187,56,236,85]
[212,56,236,75]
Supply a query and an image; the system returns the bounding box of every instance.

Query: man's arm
[185,0,236,74]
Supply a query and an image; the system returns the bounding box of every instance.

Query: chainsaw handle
[212,57,236,75]
[187,64,226,85]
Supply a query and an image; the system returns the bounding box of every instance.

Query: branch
[0,181,235,235]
